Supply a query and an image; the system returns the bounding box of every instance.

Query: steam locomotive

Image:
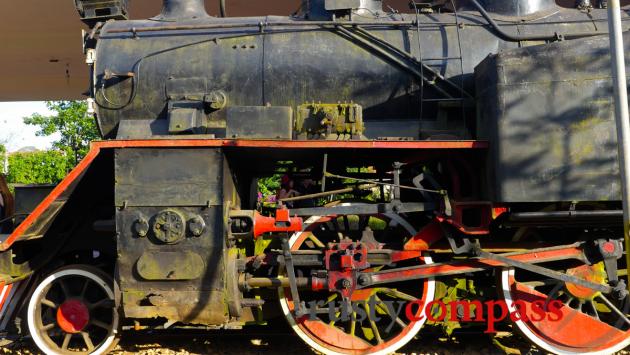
[1,0,629,354]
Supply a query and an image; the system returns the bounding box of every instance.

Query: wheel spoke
[306,233,326,248]
[89,298,115,310]
[350,313,357,336]
[596,294,630,326]
[91,319,111,330]
[375,302,406,329]
[81,331,95,351]
[368,317,383,344]
[59,279,71,299]
[41,298,58,309]
[589,300,600,319]
[545,282,564,306]
[329,310,342,326]
[61,333,72,350]
[364,302,383,344]
[41,323,56,332]
[380,288,418,302]
[80,279,90,298]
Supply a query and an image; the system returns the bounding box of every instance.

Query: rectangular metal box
[226,106,293,139]
[114,148,237,325]
[476,35,630,202]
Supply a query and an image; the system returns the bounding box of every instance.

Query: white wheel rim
[27,268,118,355]
[279,215,436,355]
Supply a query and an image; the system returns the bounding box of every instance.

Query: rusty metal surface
[115,148,223,207]
[476,34,630,202]
[226,106,293,139]
[115,147,232,326]
[136,250,205,280]
[93,6,620,140]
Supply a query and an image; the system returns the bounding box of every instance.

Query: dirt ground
[2,325,630,355]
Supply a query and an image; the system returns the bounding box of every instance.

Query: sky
[0,102,59,152]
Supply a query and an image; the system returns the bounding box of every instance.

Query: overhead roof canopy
[0,0,605,101]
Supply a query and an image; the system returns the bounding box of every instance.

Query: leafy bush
[7,150,69,185]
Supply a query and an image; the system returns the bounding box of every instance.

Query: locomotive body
[1,1,630,354]
[93,0,613,142]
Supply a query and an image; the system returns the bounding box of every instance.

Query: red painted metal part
[95,139,489,150]
[0,139,487,252]
[389,250,424,262]
[56,300,90,334]
[253,210,303,238]
[564,264,606,300]
[492,206,509,220]
[437,201,493,235]
[324,241,371,297]
[370,245,584,284]
[0,283,13,315]
[403,219,444,251]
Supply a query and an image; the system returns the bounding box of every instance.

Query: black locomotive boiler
[1,0,630,354]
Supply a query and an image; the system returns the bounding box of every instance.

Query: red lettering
[484,300,509,333]
[546,300,563,321]
[405,300,425,321]
[426,300,447,322]
[509,300,529,322]
[448,300,485,322]
[530,300,546,322]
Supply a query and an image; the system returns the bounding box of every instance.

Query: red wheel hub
[565,263,606,300]
[57,300,90,333]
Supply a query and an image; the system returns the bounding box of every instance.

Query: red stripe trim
[93,139,488,149]
[0,283,13,315]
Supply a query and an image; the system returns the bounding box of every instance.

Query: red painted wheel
[27,265,119,355]
[500,261,630,354]
[279,211,436,355]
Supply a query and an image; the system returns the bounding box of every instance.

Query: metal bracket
[474,247,613,294]
[595,239,623,283]
[289,201,434,216]
[444,227,476,254]
[282,238,305,317]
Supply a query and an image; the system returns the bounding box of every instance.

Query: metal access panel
[226,106,293,139]
[476,35,626,202]
[114,148,230,325]
[115,149,223,207]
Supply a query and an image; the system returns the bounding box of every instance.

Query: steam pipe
[220,0,226,17]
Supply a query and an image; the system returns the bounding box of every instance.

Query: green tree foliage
[0,143,6,175]
[23,101,99,165]
[258,175,281,202]
[7,150,69,185]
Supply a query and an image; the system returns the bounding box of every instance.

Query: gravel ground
[2,325,629,355]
